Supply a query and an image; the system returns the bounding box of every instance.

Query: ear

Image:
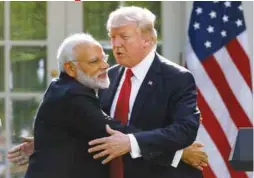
[143,38,151,48]
[142,34,152,48]
[64,62,77,78]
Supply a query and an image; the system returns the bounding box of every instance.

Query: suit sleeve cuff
[128,134,142,159]
[171,149,183,167]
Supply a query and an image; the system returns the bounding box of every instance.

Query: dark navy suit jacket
[25,73,135,178]
[100,54,202,178]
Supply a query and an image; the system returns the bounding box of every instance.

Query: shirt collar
[128,46,156,81]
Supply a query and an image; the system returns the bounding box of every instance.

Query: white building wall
[162,1,186,65]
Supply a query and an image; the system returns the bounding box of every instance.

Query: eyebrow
[109,32,130,36]
[89,54,106,62]
[88,57,99,62]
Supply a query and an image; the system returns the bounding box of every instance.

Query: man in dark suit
[23,33,138,178]
[88,6,206,178]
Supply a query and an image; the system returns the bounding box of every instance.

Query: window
[83,1,162,66]
[0,2,47,177]
[11,46,47,92]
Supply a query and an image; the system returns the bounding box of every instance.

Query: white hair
[107,6,157,42]
[56,33,101,72]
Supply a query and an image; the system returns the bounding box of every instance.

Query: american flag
[185,1,253,178]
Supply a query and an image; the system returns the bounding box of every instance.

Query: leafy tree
[11,2,46,40]
[83,2,119,40]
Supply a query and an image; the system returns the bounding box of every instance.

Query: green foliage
[83,2,119,40]
[12,99,38,143]
[11,47,47,92]
[10,2,47,40]
[11,46,46,63]
[0,2,48,91]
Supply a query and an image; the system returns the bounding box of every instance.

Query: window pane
[0,2,3,40]
[11,46,47,92]
[0,47,4,91]
[83,2,119,40]
[0,99,5,178]
[11,98,40,177]
[124,1,161,39]
[11,2,47,40]
[11,98,38,145]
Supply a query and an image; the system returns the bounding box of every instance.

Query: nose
[101,60,109,70]
[112,37,121,48]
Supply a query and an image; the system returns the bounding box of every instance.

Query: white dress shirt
[110,47,183,168]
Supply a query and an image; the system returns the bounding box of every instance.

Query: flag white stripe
[246,172,253,178]
[237,32,251,64]
[196,125,231,178]
[237,33,254,111]
[214,47,253,123]
[186,42,238,148]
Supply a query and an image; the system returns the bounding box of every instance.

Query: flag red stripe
[226,39,252,91]
[198,90,248,178]
[202,56,252,128]
[203,165,217,178]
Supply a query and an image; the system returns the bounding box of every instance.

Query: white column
[47,1,66,83]
[162,1,186,65]
[184,1,193,64]
[65,2,83,35]
[242,1,253,61]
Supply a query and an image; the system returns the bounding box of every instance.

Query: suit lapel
[102,66,124,114]
[129,54,162,125]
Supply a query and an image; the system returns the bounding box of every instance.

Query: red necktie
[110,69,133,178]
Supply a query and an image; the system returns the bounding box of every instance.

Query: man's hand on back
[8,136,34,166]
[88,125,131,164]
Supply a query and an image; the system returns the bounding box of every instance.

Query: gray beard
[76,67,110,89]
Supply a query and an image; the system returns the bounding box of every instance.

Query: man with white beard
[23,33,137,178]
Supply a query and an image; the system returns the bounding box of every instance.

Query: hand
[182,142,208,171]
[8,136,35,166]
[88,125,131,164]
